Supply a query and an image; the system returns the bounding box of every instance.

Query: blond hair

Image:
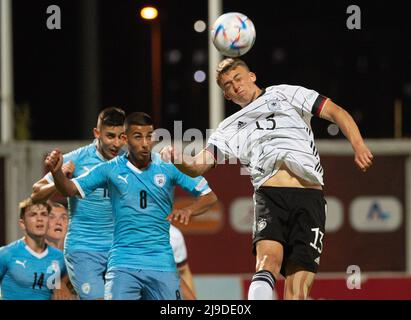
[216,58,250,87]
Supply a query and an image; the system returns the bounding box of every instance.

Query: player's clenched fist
[160,145,173,162]
[45,149,63,174]
[160,145,183,164]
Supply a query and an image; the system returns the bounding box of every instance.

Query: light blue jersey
[73,152,211,273]
[46,141,117,253]
[0,239,66,300]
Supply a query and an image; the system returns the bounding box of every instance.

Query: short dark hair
[19,198,51,219]
[125,112,153,132]
[97,107,126,129]
[216,58,250,87]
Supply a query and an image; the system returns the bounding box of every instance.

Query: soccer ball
[211,12,256,57]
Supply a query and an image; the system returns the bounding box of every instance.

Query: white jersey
[207,85,329,189]
[170,224,188,266]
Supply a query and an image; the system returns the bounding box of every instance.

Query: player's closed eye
[233,75,242,83]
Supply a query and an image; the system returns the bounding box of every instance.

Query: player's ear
[249,72,257,83]
[121,132,127,143]
[93,127,100,139]
[123,132,128,143]
[18,218,26,231]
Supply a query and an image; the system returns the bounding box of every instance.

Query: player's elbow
[204,191,218,208]
[30,185,46,203]
[32,183,41,193]
[191,163,213,177]
[210,191,218,205]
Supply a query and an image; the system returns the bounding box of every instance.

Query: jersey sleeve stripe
[200,188,212,196]
[312,95,328,117]
[44,173,53,184]
[72,179,86,198]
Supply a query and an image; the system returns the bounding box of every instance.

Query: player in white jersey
[161,58,373,300]
[170,224,196,299]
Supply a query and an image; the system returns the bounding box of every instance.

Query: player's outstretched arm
[319,100,374,172]
[31,179,57,203]
[167,191,218,225]
[31,161,75,202]
[45,150,79,197]
[160,146,215,177]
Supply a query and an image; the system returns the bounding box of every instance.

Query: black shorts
[252,187,326,276]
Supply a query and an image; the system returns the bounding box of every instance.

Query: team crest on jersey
[82,283,91,295]
[269,102,278,111]
[257,218,267,232]
[154,174,166,187]
[50,260,60,272]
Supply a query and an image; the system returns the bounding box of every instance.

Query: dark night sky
[11,0,411,140]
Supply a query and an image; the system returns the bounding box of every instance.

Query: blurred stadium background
[1,0,411,299]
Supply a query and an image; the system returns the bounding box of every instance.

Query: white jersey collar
[125,153,153,174]
[22,238,49,259]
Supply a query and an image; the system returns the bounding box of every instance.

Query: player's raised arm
[31,161,75,202]
[31,179,57,202]
[160,146,216,178]
[319,100,374,172]
[45,149,80,197]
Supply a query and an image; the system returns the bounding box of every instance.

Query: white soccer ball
[211,12,256,57]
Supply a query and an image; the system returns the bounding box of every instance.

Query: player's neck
[252,87,263,102]
[96,141,110,160]
[240,87,263,108]
[45,238,63,251]
[128,152,151,170]
[23,235,47,253]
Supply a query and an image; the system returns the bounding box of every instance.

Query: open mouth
[54,227,63,233]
